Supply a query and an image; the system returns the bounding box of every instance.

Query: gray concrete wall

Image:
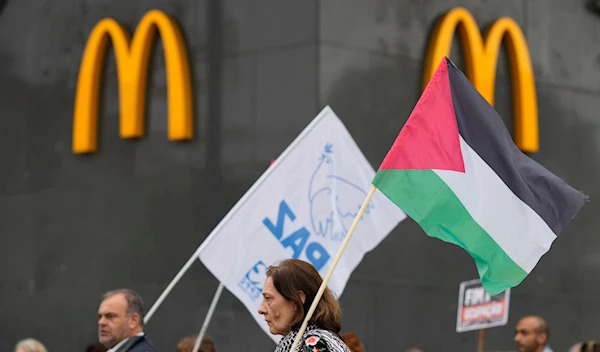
[0,0,598,351]
[320,1,600,351]
[0,0,317,350]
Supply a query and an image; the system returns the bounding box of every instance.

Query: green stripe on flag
[373,169,527,295]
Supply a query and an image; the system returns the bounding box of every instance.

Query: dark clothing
[114,334,157,352]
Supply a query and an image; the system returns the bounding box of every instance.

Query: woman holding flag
[258,259,351,352]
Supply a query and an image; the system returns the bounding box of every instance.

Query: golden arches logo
[423,7,539,153]
[72,10,193,154]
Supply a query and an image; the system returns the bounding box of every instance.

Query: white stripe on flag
[435,137,556,273]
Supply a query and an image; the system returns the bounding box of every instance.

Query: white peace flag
[197,106,406,341]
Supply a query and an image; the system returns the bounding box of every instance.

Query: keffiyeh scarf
[274,325,351,352]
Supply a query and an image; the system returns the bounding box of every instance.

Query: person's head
[339,332,364,352]
[14,339,48,352]
[406,349,424,352]
[569,341,600,352]
[97,288,145,348]
[175,335,216,352]
[514,316,550,352]
[257,259,342,336]
[85,342,107,352]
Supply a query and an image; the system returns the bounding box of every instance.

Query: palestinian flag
[372,57,587,295]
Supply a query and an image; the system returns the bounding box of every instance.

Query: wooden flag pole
[478,328,485,352]
[288,185,377,352]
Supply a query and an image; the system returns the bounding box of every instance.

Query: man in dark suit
[98,288,157,352]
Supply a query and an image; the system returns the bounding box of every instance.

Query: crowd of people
[12,260,599,352]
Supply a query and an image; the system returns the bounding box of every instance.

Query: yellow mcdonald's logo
[423,7,539,153]
[72,10,193,154]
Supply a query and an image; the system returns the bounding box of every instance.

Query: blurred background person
[86,342,108,352]
[340,332,364,352]
[569,341,600,352]
[14,339,48,352]
[514,316,552,352]
[258,259,351,352]
[175,335,216,352]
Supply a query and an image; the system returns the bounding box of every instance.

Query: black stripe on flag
[445,58,586,235]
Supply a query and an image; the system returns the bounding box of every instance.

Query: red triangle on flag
[379,58,465,173]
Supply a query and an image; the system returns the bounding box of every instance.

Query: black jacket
[114,334,157,352]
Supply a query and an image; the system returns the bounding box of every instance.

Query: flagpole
[144,248,200,324]
[145,158,280,325]
[193,282,225,352]
[288,185,377,352]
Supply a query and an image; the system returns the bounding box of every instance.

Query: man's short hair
[528,315,550,339]
[519,315,550,341]
[102,288,145,328]
[535,316,550,338]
